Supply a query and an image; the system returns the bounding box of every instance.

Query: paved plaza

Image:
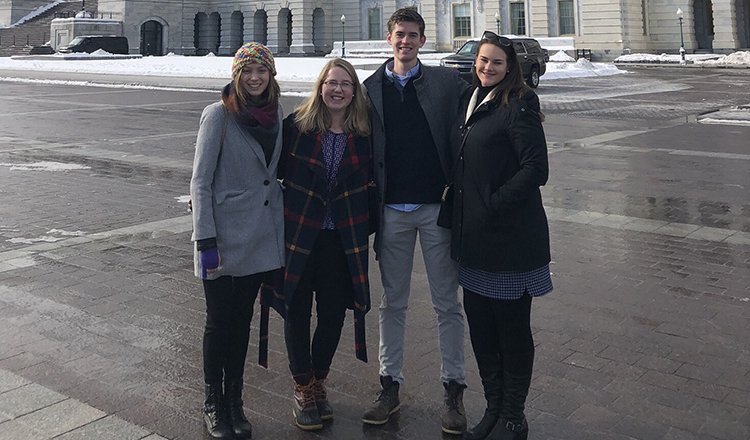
[0,67,748,439]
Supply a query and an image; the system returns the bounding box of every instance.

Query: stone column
[711,0,739,50]
[218,10,232,55]
[290,2,316,54]
[267,7,280,53]
[180,8,197,55]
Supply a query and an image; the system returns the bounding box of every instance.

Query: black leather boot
[226,379,253,438]
[464,352,503,440]
[203,383,233,439]
[486,350,534,440]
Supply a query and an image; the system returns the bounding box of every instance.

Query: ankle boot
[312,375,333,421]
[442,380,467,434]
[486,417,529,440]
[203,383,233,439]
[293,375,323,431]
[225,379,253,438]
[464,352,503,440]
[486,351,534,440]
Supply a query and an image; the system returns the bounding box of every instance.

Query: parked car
[440,37,549,88]
[58,36,129,54]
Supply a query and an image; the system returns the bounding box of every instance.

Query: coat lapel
[365,64,386,130]
[290,130,327,182]
[266,106,284,173]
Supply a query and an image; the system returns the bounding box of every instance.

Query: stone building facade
[5,0,746,58]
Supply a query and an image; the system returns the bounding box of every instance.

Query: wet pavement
[0,66,749,440]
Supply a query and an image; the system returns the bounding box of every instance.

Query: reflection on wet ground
[1,70,749,440]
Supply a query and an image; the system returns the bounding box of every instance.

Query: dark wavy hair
[472,35,529,106]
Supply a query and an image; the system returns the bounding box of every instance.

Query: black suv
[58,36,129,54]
[440,37,549,88]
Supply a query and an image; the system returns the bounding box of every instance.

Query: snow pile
[544,58,623,79]
[90,49,113,56]
[697,51,750,65]
[550,51,575,62]
[574,58,595,69]
[615,53,678,63]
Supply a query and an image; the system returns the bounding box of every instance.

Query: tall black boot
[226,379,253,439]
[203,383,233,439]
[464,352,504,440]
[486,351,534,440]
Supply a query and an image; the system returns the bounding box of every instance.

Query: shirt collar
[385,61,421,88]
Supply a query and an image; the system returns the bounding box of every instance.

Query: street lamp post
[676,8,686,65]
[494,11,501,34]
[340,14,346,58]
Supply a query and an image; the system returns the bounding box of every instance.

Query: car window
[457,40,479,55]
[525,40,542,53]
[513,41,525,55]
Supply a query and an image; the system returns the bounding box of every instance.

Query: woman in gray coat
[190,42,284,440]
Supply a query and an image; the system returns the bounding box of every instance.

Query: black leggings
[202,273,264,384]
[284,230,353,382]
[463,289,534,363]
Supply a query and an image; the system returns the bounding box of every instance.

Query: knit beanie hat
[232,42,276,77]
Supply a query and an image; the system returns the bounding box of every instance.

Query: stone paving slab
[0,368,157,439]
[1,73,749,440]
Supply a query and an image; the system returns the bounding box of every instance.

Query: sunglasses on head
[481,31,512,46]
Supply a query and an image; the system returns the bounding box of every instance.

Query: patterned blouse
[321,130,347,229]
[459,264,553,300]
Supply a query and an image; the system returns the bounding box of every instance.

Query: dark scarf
[221,82,278,129]
[222,82,279,165]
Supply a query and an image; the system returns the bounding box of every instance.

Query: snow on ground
[615,51,750,65]
[0,51,623,86]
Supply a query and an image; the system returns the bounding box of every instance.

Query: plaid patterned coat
[261,114,373,364]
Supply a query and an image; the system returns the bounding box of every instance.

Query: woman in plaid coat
[278,58,374,431]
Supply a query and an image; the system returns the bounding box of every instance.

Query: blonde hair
[294,59,371,137]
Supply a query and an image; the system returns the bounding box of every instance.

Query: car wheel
[526,66,540,88]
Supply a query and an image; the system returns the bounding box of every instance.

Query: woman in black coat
[447,31,552,440]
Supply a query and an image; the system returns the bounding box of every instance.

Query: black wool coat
[449,88,551,272]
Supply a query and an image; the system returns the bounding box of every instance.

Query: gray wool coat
[190,101,285,279]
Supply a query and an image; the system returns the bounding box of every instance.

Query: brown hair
[294,58,371,137]
[223,65,281,113]
[473,39,528,106]
[387,8,425,37]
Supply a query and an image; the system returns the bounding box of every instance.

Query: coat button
[264,200,269,206]
[264,180,270,185]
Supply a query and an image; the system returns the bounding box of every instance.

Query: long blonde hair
[294,59,371,136]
